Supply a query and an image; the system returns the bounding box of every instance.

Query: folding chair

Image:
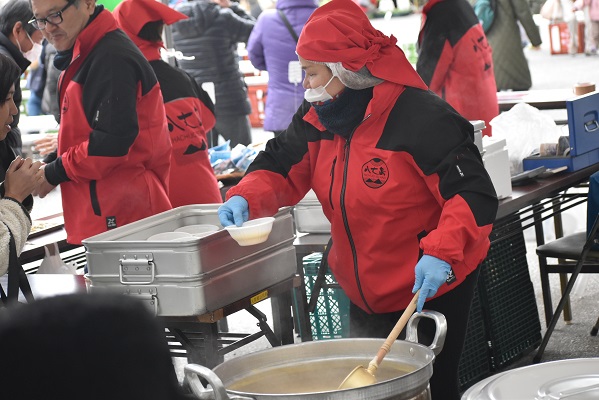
[533,213,599,363]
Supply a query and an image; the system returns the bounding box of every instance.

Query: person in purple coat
[246,0,318,135]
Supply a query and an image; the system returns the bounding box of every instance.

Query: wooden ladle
[338,291,420,390]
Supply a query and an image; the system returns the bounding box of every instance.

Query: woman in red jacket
[218,0,498,398]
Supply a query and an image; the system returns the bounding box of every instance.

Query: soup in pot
[226,357,415,394]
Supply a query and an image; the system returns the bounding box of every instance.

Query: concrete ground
[174,10,599,392]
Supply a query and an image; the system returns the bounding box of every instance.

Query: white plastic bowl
[174,224,220,237]
[147,231,194,241]
[224,217,275,246]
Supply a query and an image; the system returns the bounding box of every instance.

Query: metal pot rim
[192,312,447,400]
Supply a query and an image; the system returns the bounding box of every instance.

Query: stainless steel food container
[470,120,485,154]
[83,205,297,316]
[461,358,599,399]
[293,190,331,234]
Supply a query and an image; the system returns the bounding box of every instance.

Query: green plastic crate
[303,253,350,340]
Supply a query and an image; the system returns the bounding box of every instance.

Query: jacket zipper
[340,114,374,313]
[329,158,336,210]
[57,55,103,216]
[57,54,80,114]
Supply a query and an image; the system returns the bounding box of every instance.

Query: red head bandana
[296,0,427,90]
[113,0,187,60]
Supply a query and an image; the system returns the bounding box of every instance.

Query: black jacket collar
[0,32,31,72]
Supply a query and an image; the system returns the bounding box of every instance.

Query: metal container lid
[462,358,599,400]
[470,120,486,131]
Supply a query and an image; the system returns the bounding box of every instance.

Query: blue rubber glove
[412,255,452,312]
[218,196,249,227]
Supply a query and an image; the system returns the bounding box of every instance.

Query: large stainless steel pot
[461,358,599,399]
[185,311,446,400]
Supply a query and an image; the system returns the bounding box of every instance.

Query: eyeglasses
[29,1,74,30]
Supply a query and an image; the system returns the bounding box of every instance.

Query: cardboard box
[523,91,599,172]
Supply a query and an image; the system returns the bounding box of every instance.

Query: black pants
[208,114,252,148]
[349,267,480,400]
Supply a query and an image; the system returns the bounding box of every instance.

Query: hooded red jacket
[226,0,498,313]
[45,8,172,244]
[417,0,499,137]
[113,0,222,207]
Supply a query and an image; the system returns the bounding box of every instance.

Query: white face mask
[304,75,335,103]
[24,42,42,63]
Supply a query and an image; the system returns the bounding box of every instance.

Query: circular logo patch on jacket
[362,158,389,188]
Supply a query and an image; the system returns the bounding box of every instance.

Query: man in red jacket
[417,0,499,137]
[113,0,222,207]
[30,0,172,244]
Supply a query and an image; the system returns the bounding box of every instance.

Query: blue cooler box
[523,91,599,172]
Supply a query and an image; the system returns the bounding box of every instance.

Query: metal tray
[29,217,64,239]
[293,200,331,234]
[83,205,297,316]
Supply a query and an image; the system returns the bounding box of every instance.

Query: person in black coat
[171,0,256,147]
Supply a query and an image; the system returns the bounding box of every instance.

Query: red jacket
[227,82,498,313]
[150,61,222,206]
[113,0,222,207]
[417,0,499,137]
[46,8,172,244]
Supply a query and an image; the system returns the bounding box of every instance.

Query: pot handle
[538,380,599,399]
[405,311,447,356]
[184,364,255,400]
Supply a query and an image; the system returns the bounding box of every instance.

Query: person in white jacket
[561,0,581,54]
[0,54,44,275]
[573,0,599,54]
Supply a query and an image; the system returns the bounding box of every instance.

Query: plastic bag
[540,0,563,21]
[490,103,562,175]
[37,243,76,274]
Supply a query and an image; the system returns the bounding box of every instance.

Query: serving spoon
[338,290,420,390]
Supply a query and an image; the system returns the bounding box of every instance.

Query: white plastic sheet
[490,103,563,175]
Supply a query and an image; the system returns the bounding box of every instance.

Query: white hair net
[326,62,384,90]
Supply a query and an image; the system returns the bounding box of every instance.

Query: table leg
[294,251,313,342]
[591,316,599,336]
[552,199,573,323]
[271,292,294,345]
[534,204,554,326]
[246,305,281,346]
[168,322,222,368]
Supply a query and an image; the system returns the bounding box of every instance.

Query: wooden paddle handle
[369,291,420,371]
